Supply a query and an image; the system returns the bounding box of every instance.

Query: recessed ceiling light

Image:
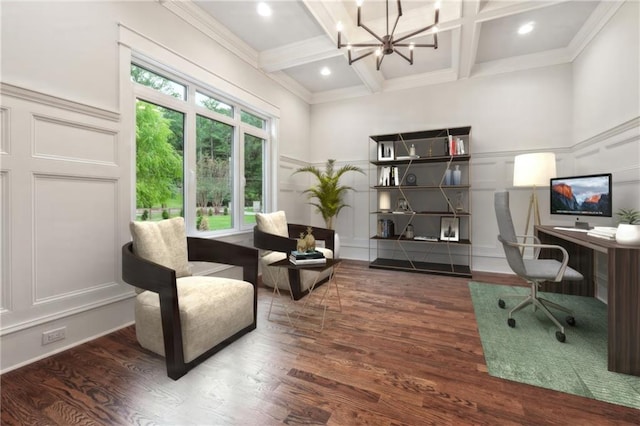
[320,67,331,76]
[257,2,272,17]
[518,22,535,35]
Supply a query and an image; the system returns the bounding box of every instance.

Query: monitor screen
[550,173,612,217]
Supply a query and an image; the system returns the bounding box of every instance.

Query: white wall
[571,0,640,214]
[0,0,311,373]
[573,0,640,143]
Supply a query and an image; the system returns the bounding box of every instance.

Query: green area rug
[469,282,640,409]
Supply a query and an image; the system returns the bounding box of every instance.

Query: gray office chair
[494,191,584,342]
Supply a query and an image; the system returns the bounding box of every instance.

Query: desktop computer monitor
[550,173,612,219]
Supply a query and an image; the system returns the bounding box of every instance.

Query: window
[131,62,271,234]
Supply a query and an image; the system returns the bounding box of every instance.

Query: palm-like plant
[294,159,364,229]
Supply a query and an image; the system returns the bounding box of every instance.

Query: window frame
[130,59,272,236]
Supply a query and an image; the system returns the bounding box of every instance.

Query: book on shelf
[290,250,325,260]
[288,256,327,266]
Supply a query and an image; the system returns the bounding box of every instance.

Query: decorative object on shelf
[396,197,410,212]
[379,191,391,212]
[405,173,417,186]
[513,152,556,246]
[444,167,452,185]
[615,208,640,245]
[452,165,462,185]
[455,192,464,212]
[378,142,395,161]
[446,135,466,156]
[404,223,415,239]
[336,0,440,71]
[409,144,416,157]
[440,216,460,242]
[293,159,364,230]
[428,141,433,157]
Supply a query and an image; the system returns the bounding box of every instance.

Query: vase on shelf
[444,167,452,185]
[452,165,461,185]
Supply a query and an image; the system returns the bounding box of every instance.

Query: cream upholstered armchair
[122,217,257,380]
[253,211,334,300]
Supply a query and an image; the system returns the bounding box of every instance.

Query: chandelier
[337,0,440,70]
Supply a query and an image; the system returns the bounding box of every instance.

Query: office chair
[494,191,584,342]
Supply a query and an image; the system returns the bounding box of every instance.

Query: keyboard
[553,226,589,233]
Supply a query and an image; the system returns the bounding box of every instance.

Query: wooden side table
[266,257,342,331]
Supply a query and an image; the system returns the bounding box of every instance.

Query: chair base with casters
[498,279,576,342]
[122,235,258,380]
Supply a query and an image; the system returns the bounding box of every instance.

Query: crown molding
[161,0,258,68]
[568,0,625,62]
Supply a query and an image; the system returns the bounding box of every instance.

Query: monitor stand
[574,219,590,230]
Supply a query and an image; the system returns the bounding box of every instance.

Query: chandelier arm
[395,42,436,48]
[349,49,376,65]
[358,22,386,44]
[376,53,385,71]
[390,0,403,36]
[349,43,385,48]
[393,23,437,44]
[394,49,413,65]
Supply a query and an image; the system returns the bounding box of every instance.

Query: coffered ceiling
[162,1,621,104]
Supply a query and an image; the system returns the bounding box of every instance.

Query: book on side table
[289,250,326,265]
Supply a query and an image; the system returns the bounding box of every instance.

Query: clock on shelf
[405,173,417,186]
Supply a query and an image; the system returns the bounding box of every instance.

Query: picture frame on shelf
[440,216,460,242]
[378,142,395,161]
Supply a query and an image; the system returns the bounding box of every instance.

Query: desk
[266,258,342,331]
[536,225,640,376]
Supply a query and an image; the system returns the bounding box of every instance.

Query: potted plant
[294,159,364,229]
[615,208,640,245]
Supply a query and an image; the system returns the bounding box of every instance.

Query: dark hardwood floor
[2,260,637,425]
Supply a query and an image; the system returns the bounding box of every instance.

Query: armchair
[122,217,258,380]
[494,191,584,342]
[253,211,335,300]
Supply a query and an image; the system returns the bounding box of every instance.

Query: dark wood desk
[536,225,640,376]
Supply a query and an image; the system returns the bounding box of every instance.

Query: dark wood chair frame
[122,237,258,380]
[253,223,335,300]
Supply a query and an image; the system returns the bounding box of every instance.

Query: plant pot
[615,224,640,245]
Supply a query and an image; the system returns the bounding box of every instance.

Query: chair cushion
[135,276,254,363]
[255,211,289,238]
[130,217,191,278]
[260,247,334,292]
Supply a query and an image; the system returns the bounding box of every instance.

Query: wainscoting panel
[0,107,10,154]
[0,171,11,313]
[33,114,118,166]
[33,175,118,303]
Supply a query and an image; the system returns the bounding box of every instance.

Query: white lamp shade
[379,191,391,211]
[513,152,557,187]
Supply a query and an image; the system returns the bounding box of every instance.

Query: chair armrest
[499,236,570,281]
[121,242,176,293]
[288,223,335,252]
[187,237,258,286]
[253,226,297,253]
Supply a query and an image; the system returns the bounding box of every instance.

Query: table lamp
[379,191,391,212]
[513,152,556,241]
